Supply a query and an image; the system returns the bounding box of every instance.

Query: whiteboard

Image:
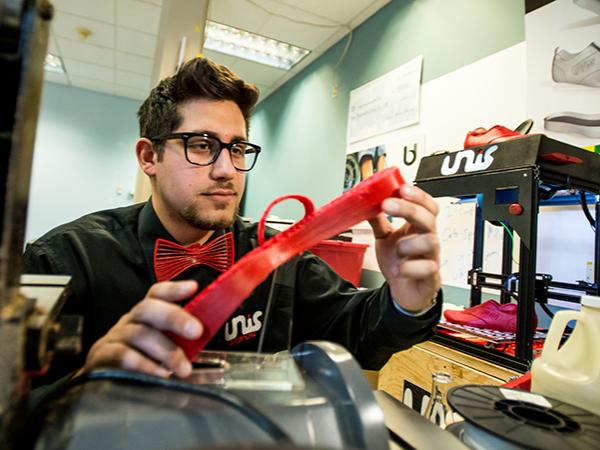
[437,199,506,290]
[347,56,423,144]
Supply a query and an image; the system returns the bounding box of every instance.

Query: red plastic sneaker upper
[464,125,525,148]
[444,299,538,333]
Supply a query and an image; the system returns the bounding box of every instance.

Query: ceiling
[44,0,390,102]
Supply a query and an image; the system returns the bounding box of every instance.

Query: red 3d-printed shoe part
[169,166,405,359]
[444,299,538,333]
[464,125,525,148]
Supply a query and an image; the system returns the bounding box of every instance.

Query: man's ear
[136,138,158,176]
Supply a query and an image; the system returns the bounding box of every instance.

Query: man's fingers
[87,341,171,378]
[368,212,394,239]
[382,198,437,233]
[112,323,192,377]
[82,280,203,378]
[396,259,440,280]
[129,298,203,339]
[396,233,440,259]
[138,280,202,339]
[399,185,439,216]
[145,280,198,302]
[370,186,438,238]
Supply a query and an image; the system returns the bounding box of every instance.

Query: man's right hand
[81,280,203,378]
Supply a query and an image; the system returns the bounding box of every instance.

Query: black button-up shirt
[24,201,441,380]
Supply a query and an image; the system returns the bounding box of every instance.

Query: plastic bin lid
[318,240,369,248]
[581,295,600,308]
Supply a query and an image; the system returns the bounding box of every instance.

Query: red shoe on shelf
[464,119,533,148]
[443,299,537,333]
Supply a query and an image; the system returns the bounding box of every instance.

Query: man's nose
[210,148,236,178]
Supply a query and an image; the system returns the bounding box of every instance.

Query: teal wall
[25,82,141,243]
[244,0,525,220]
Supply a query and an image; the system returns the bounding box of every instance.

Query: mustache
[200,183,237,194]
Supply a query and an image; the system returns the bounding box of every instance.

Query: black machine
[0,0,65,448]
[25,342,468,450]
[415,135,600,371]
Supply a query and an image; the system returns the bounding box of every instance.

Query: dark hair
[137,57,260,157]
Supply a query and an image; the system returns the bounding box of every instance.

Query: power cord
[244,0,353,97]
[246,0,343,28]
[539,303,573,333]
[332,30,353,98]
[579,190,596,232]
[499,221,519,266]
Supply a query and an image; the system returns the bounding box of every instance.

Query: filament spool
[447,385,600,450]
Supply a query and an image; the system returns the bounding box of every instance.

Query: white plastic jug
[531,295,600,415]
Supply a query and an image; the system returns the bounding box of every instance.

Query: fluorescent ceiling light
[44,53,65,74]
[203,20,309,70]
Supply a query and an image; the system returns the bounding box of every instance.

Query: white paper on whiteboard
[347,55,423,144]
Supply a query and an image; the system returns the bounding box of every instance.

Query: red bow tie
[153,232,234,282]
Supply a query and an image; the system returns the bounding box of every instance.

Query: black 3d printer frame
[415,135,600,372]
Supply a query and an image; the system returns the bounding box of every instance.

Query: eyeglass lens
[186,135,257,170]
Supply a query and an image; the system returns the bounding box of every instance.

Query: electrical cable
[246,0,343,28]
[539,303,573,333]
[499,221,519,266]
[502,273,519,300]
[332,30,353,95]
[26,369,293,445]
[334,30,353,70]
[579,190,596,232]
[257,267,279,353]
[539,302,555,319]
[244,0,353,95]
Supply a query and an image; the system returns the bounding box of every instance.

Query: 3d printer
[415,134,600,371]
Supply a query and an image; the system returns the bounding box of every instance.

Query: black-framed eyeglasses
[150,132,261,172]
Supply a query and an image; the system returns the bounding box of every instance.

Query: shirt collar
[138,200,175,279]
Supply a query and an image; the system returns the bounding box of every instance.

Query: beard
[180,199,239,230]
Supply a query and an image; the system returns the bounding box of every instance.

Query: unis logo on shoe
[440,145,498,176]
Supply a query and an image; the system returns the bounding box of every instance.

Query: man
[24,57,441,383]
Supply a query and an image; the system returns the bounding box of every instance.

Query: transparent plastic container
[423,371,453,428]
[531,295,600,415]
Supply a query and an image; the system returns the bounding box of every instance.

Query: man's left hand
[369,184,441,313]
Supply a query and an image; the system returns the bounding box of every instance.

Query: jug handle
[541,310,580,359]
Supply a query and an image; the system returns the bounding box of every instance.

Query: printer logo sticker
[440,145,498,176]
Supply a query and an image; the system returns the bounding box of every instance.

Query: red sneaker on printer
[464,119,534,148]
[444,299,537,333]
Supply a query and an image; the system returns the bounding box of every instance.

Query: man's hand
[369,184,441,313]
[82,280,203,378]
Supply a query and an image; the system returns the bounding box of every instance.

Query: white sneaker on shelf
[574,0,600,15]
[551,42,600,87]
[544,112,600,138]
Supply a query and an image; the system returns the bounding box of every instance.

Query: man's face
[153,98,247,231]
